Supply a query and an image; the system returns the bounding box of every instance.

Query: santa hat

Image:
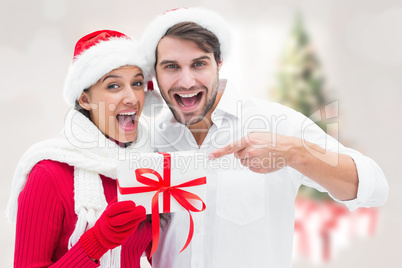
[141,7,232,78]
[63,30,151,106]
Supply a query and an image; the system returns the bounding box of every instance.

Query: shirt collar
[212,79,242,121]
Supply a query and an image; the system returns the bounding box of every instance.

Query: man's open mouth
[174,92,203,108]
[116,111,136,130]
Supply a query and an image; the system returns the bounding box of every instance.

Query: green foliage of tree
[271,13,332,201]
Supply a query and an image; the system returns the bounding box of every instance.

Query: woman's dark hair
[141,213,171,230]
[157,21,222,66]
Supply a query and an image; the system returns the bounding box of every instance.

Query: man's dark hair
[157,21,221,65]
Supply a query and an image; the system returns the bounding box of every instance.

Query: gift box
[117,151,207,256]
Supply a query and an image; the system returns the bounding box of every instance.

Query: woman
[6,30,155,267]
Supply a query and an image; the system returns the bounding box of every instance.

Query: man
[141,7,388,268]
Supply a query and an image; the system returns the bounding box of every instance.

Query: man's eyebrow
[159,60,177,66]
[159,56,212,66]
[193,55,212,61]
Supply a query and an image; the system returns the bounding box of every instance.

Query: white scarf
[6,108,152,267]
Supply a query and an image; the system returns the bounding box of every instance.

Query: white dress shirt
[150,80,388,268]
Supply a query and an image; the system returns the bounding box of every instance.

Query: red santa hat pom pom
[63,29,151,106]
[141,7,232,79]
[142,80,165,117]
[147,80,154,91]
[142,79,166,117]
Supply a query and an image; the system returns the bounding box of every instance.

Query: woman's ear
[78,92,91,111]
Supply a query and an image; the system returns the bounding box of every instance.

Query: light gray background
[1,0,401,267]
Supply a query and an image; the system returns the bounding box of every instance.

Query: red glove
[79,198,147,261]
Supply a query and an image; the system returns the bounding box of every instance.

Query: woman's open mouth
[116,111,137,131]
[174,92,203,110]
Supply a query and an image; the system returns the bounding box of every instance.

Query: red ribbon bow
[117,152,206,257]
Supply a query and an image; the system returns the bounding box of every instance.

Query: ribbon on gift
[117,152,206,257]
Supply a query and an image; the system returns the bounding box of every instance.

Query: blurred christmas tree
[271,13,332,201]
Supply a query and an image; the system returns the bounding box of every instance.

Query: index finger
[208,136,249,160]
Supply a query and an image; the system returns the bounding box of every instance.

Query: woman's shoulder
[33,160,74,175]
[27,160,75,202]
[29,160,74,187]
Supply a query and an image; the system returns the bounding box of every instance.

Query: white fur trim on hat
[141,7,232,78]
[63,37,151,106]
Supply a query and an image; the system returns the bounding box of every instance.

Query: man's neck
[188,80,226,147]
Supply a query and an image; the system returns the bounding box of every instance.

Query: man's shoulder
[239,96,302,117]
[223,81,299,115]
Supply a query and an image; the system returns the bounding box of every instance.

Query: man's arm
[288,138,358,201]
[209,131,358,201]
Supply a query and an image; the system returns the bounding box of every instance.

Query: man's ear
[78,92,91,111]
[217,59,223,71]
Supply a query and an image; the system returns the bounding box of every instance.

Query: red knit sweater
[15,160,152,268]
